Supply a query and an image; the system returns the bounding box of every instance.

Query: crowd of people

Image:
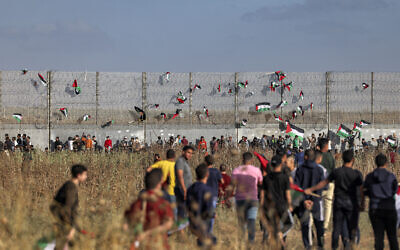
[50,136,400,250]
[0,133,34,152]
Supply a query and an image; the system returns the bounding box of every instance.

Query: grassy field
[0,148,398,249]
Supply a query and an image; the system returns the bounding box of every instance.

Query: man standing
[318,138,336,231]
[104,136,112,152]
[50,165,88,250]
[175,145,194,226]
[305,150,363,250]
[231,152,263,243]
[363,154,398,250]
[294,150,326,249]
[85,134,93,151]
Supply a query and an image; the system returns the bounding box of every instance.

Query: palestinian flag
[275,100,288,109]
[292,111,297,119]
[21,69,28,75]
[238,81,248,88]
[12,113,22,122]
[191,84,201,93]
[59,108,68,118]
[72,79,78,88]
[256,102,271,112]
[171,109,182,120]
[38,73,47,86]
[177,97,186,104]
[337,124,352,138]
[228,88,233,94]
[240,119,247,127]
[274,113,283,122]
[83,114,91,121]
[218,84,221,92]
[296,106,303,114]
[160,113,167,119]
[254,151,268,170]
[310,103,313,110]
[286,123,304,140]
[283,81,293,91]
[36,237,55,250]
[164,72,170,81]
[290,183,305,208]
[74,86,81,95]
[353,122,362,132]
[203,106,209,117]
[275,71,287,81]
[360,120,371,127]
[362,83,369,90]
[386,136,396,147]
[269,82,280,92]
[299,90,304,100]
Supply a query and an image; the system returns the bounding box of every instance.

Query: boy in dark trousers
[363,153,399,250]
[186,163,217,247]
[50,165,88,250]
[260,155,293,247]
[294,150,326,249]
[305,150,363,250]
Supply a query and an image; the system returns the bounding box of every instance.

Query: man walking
[231,152,263,243]
[363,153,399,250]
[50,165,88,250]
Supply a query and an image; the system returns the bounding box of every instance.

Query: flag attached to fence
[274,100,288,110]
[286,123,304,140]
[241,119,247,127]
[83,114,91,121]
[256,102,271,112]
[360,120,371,127]
[283,81,293,92]
[273,112,283,122]
[238,81,248,88]
[299,90,304,100]
[59,108,68,118]
[12,113,22,122]
[275,71,287,81]
[38,73,47,86]
[362,83,369,90]
[203,106,209,117]
[337,124,352,138]
[353,122,362,132]
[270,82,280,92]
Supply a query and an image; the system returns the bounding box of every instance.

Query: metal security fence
[1,70,399,143]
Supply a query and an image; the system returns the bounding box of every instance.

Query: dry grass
[0,148,398,249]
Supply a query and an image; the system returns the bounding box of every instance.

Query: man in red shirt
[198,136,207,153]
[124,169,174,249]
[104,136,112,152]
[181,136,189,146]
[218,164,232,207]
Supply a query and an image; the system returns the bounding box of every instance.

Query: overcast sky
[0,0,399,72]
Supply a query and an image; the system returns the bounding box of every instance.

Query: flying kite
[101,120,114,128]
[59,108,68,118]
[134,106,146,121]
[38,73,47,86]
[72,80,81,95]
[12,113,22,122]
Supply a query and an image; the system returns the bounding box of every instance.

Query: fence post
[371,72,374,127]
[96,72,99,126]
[142,72,147,145]
[47,71,52,150]
[235,72,238,144]
[325,72,330,132]
[189,72,193,126]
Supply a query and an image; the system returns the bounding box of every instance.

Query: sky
[0,0,399,72]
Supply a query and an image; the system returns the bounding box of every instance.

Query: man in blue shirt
[205,155,223,233]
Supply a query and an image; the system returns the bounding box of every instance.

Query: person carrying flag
[50,165,88,250]
[294,149,326,249]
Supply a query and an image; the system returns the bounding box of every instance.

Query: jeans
[236,200,258,242]
[175,187,187,221]
[331,205,359,249]
[369,209,399,250]
[208,197,218,233]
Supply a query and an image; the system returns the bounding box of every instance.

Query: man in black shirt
[305,150,363,250]
[363,154,398,250]
[260,155,293,247]
[50,165,88,250]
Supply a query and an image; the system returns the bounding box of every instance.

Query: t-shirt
[328,166,363,208]
[151,160,176,196]
[206,168,222,198]
[232,165,263,201]
[125,190,173,250]
[51,181,79,228]
[175,156,193,190]
[186,182,214,221]
[321,152,335,175]
[262,172,290,216]
[219,173,231,197]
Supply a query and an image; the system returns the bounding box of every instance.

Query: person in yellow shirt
[148,149,177,211]
[85,134,93,151]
